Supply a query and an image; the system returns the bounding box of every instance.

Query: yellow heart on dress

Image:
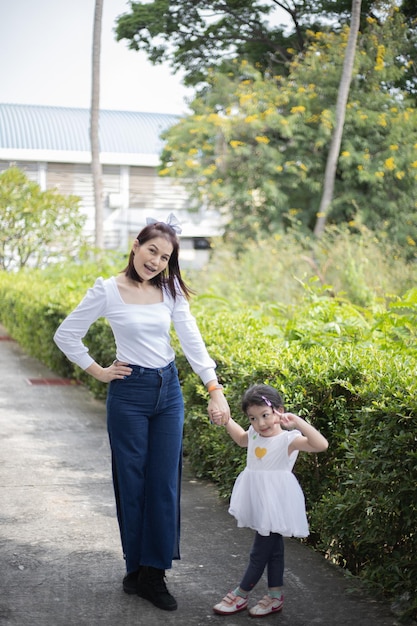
[255,447,267,459]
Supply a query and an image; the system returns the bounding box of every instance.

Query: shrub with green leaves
[0,235,416,621]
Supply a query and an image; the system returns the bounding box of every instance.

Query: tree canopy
[157,10,417,251]
[115,0,416,95]
[115,1,417,251]
[0,167,87,270]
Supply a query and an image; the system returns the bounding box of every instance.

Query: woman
[54,214,230,611]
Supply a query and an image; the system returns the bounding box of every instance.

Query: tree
[313,0,362,238]
[0,167,86,270]
[158,10,417,252]
[114,0,413,91]
[91,0,104,250]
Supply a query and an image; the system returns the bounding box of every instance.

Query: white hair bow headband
[146,212,182,235]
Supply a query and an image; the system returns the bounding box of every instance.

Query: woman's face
[132,236,173,282]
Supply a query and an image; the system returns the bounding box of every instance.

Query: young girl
[211,383,328,617]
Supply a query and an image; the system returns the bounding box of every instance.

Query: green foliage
[0,167,87,270]
[114,0,415,95]
[187,225,417,309]
[115,0,304,86]
[159,13,417,251]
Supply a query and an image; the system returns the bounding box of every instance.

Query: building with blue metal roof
[0,103,218,265]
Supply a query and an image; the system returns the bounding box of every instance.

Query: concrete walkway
[0,326,402,625]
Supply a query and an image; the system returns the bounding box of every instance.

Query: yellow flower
[375,171,385,178]
[230,140,245,148]
[159,168,170,176]
[188,148,198,155]
[203,164,217,176]
[377,114,387,127]
[406,236,416,246]
[366,16,376,24]
[207,113,222,125]
[341,151,350,157]
[255,136,270,144]
[275,165,283,172]
[395,171,405,180]
[244,115,258,123]
[384,157,395,170]
[389,144,399,151]
[185,159,198,168]
[239,94,252,105]
[291,106,306,114]
[375,44,385,71]
[357,165,363,171]
[411,161,417,168]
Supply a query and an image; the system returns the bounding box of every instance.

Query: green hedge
[0,267,416,622]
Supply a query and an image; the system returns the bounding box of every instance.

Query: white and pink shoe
[213,590,248,615]
[249,593,284,617]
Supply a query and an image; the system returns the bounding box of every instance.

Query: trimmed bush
[0,259,416,622]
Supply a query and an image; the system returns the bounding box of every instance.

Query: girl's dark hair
[122,221,193,300]
[241,384,284,414]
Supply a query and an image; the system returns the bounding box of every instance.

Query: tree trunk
[313,0,362,238]
[90,0,104,249]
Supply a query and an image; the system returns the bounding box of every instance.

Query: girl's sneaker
[248,594,284,617]
[213,591,248,615]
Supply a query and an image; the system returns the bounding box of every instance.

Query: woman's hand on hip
[86,360,132,383]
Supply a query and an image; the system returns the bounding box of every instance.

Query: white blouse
[54,276,217,385]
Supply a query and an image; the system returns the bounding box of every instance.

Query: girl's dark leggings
[240,532,284,592]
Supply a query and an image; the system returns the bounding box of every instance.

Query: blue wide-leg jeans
[106,361,184,574]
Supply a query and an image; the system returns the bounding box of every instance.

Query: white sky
[0,0,192,115]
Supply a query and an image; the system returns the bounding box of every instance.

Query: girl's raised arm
[280,413,328,454]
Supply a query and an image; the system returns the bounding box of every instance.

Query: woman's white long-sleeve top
[53,276,217,385]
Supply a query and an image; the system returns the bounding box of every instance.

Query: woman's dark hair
[241,384,284,414]
[122,221,193,300]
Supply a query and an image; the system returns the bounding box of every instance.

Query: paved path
[0,327,402,625]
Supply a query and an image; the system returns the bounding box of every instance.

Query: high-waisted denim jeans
[106,361,184,573]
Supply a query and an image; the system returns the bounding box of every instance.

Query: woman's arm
[207,382,231,425]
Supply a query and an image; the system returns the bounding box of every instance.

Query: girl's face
[246,404,283,437]
[132,236,173,282]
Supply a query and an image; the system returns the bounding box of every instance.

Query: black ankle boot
[138,566,177,611]
[122,566,142,594]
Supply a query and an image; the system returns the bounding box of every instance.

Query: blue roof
[0,103,179,154]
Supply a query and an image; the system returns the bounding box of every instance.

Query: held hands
[208,399,230,426]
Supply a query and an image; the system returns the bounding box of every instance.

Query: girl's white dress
[228,426,309,537]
